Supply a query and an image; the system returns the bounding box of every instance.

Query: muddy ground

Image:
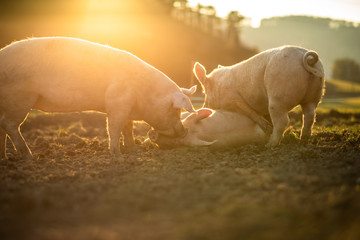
[0,110,359,240]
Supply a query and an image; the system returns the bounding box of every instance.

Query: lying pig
[147,108,267,149]
[0,37,196,160]
[193,46,325,147]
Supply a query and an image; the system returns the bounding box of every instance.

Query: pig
[193,46,325,147]
[0,37,196,160]
[147,108,267,149]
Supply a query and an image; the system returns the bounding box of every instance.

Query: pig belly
[33,87,106,112]
[197,112,267,146]
[212,126,266,146]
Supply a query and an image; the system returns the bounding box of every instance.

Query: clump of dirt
[0,111,359,240]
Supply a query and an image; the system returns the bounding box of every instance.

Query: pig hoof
[265,141,279,148]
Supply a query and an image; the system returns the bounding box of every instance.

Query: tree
[160,0,187,14]
[226,11,244,48]
[332,58,360,83]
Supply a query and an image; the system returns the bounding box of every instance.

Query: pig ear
[181,111,192,120]
[184,108,214,123]
[197,108,214,119]
[181,85,197,96]
[193,62,207,85]
[173,93,195,113]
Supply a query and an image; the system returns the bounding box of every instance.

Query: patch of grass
[318,97,360,112]
[326,78,360,94]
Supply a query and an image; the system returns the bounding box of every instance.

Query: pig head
[138,85,197,138]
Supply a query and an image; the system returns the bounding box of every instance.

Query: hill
[326,78,360,97]
[241,15,360,77]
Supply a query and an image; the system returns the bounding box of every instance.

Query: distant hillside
[241,15,360,77]
[325,78,360,98]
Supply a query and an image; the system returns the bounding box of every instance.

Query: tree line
[332,58,360,83]
[163,0,246,48]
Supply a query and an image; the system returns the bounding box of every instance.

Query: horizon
[187,0,360,27]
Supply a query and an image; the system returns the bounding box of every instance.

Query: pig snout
[148,129,159,143]
[154,121,187,139]
[174,122,188,138]
[147,128,187,149]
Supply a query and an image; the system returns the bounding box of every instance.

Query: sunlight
[85,0,130,14]
[76,0,139,43]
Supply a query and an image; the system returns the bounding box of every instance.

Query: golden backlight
[1,0,157,50]
[76,0,147,46]
[0,0,218,86]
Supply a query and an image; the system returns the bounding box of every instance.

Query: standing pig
[0,37,196,159]
[193,46,325,147]
[147,108,267,149]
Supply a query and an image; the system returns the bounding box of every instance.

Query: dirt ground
[0,110,359,240]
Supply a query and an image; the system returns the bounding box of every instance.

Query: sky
[188,0,360,27]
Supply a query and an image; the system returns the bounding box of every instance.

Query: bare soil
[1,110,360,240]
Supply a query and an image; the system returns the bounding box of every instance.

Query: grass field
[319,78,360,111]
[326,78,360,95]
[1,76,359,240]
[0,109,359,240]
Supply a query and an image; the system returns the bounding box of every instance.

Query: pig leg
[300,103,316,142]
[105,84,135,157]
[266,104,289,147]
[0,112,33,159]
[107,113,130,156]
[122,120,136,151]
[234,100,273,135]
[0,127,6,160]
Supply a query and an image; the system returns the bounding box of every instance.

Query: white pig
[193,46,325,147]
[0,37,196,159]
[147,108,267,148]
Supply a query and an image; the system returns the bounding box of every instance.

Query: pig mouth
[153,127,188,139]
[175,127,188,138]
[148,128,188,147]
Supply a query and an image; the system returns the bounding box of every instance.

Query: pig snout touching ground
[194,45,325,147]
[148,108,268,149]
[0,37,196,160]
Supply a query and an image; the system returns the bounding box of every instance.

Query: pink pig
[194,46,325,147]
[0,37,196,159]
[148,108,267,149]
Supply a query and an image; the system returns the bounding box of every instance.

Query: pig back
[221,50,275,114]
[0,37,172,113]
